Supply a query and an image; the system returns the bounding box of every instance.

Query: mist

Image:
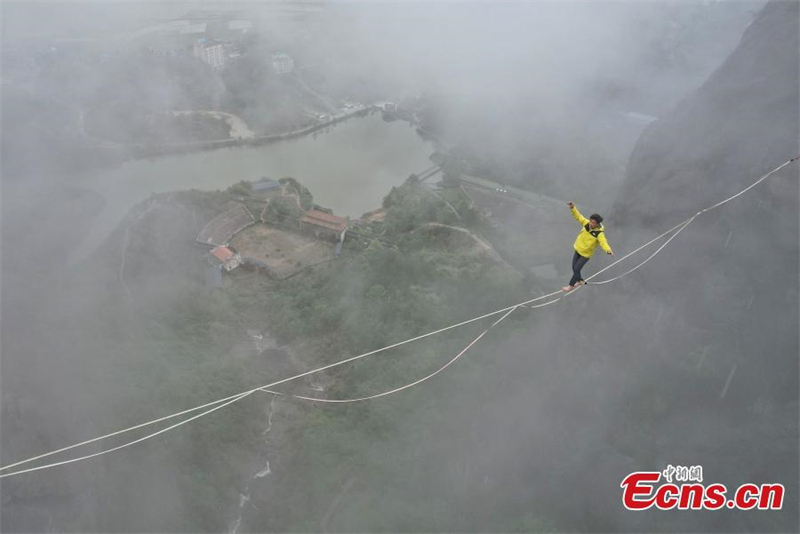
[2,1,795,533]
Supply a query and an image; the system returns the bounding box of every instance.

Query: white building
[194,39,226,68]
[271,52,294,74]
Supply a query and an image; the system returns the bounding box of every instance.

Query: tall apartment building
[271,52,294,74]
[193,38,226,68]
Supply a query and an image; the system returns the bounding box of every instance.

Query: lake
[69,113,434,262]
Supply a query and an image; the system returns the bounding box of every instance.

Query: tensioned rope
[588,217,695,285]
[1,156,797,478]
[258,301,554,404]
[588,155,798,283]
[269,154,800,404]
[0,293,564,478]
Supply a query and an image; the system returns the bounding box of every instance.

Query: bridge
[410,165,442,183]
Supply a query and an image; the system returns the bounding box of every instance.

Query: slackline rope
[1,155,797,478]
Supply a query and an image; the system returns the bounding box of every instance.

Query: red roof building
[211,246,234,262]
[210,246,241,271]
[299,209,348,241]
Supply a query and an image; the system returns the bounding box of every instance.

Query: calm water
[69,114,434,261]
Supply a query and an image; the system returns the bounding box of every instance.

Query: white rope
[585,217,696,282]
[0,391,256,478]
[587,156,798,283]
[703,157,797,211]
[1,157,796,478]
[0,391,253,475]
[260,298,563,404]
[0,292,561,478]
[278,156,800,407]
[589,217,696,285]
[260,306,520,403]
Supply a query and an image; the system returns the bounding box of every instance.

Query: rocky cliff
[475,3,798,532]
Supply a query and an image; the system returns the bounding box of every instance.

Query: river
[68,113,434,263]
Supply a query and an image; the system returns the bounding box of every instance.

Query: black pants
[569,250,590,286]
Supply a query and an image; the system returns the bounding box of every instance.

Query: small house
[210,245,241,271]
[193,38,226,68]
[271,52,294,74]
[299,209,348,242]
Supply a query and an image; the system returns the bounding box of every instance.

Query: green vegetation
[225,178,308,224]
[214,181,553,531]
[219,54,320,134]
[381,180,478,235]
[243,198,266,220]
[76,180,541,531]
[227,180,253,198]
[263,196,305,228]
[7,181,549,532]
[279,177,314,210]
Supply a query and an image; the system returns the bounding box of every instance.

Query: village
[198,176,353,285]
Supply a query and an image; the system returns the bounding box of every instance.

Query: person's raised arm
[568,202,589,225]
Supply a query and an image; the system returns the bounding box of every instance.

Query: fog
[3,1,796,533]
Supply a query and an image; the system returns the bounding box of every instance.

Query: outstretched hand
[568,202,574,209]
[607,250,615,256]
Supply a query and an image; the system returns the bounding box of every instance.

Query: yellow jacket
[571,206,611,258]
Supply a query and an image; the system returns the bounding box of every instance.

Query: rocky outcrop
[594,3,799,530]
[615,0,797,228]
[474,4,798,532]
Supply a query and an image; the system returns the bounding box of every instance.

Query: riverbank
[95,105,378,162]
[67,111,435,263]
[171,110,257,139]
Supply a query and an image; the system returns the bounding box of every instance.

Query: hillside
[1,3,796,532]
[480,1,799,530]
[0,177,532,532]
[617,0,797,226]
[383,2,798,532]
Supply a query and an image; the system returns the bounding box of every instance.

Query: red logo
[621,466,783,511]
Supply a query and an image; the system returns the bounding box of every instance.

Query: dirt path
[418,184,461,220]
[413,222,511,267]
[171,110,256,139]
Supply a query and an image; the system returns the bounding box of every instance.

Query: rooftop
[211,246,234,262]
[196,203,254,246]
[253,179,281,191]
[300,209,348,232]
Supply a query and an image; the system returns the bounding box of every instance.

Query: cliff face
[594,2,798,529]
[608,0,798,378]
[472,4,798,532]
[616,0,797,226]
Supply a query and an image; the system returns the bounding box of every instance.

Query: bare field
[231,224,334,279]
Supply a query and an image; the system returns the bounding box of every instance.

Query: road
[460,174,567,210]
